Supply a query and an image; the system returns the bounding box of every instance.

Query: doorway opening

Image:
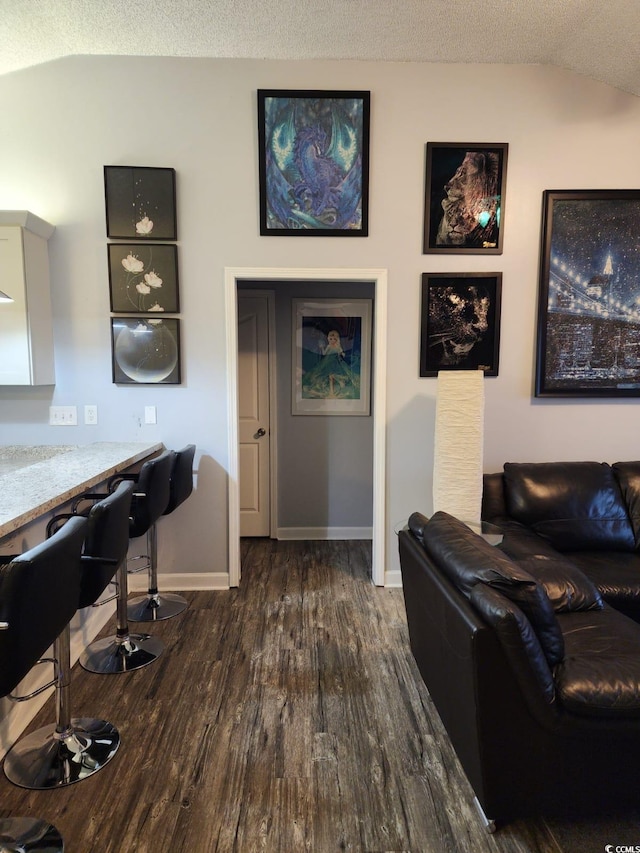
[225,267,388,587]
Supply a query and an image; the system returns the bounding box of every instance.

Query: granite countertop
[0,441,163,538]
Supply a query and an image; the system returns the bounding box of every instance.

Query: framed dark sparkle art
[423,142,508,254]
[257,90,370,236]
[536,190,640,397]
[420,273,502,377]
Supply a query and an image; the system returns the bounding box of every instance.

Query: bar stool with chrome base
[0,515,119,792]
[71,481,165,675]
[127,444,195,622]
[0,815,65,852]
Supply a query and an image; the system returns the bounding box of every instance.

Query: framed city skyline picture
[292,298,372,414]
[423,142,508,254]
[258,90,370,236]
[420,272,502,376]
[536,190,640,397]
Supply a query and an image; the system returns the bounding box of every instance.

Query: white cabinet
[0,211,55,385]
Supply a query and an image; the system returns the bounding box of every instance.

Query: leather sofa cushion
[563,550,640,622]
[470,584,556,710]
[514,555,603,612]
[503,462,634,552]
[422,512,564,665]
[613,462,640,549]
[555,607,640,717]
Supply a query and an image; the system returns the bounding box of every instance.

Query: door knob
[256,428,266,437]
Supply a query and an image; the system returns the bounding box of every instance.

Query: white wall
[1,56,639,582]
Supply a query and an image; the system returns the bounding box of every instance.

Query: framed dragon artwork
[257,90,370,236]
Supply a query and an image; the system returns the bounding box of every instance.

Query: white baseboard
[127,571,230,592]
[276,527,373,541]
[384,569,403,588]
[0,598,116,760]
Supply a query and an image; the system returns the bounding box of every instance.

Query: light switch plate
[49,405,77,425]
[144,405,157,424]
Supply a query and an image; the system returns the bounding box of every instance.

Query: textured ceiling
[3,0,640,96]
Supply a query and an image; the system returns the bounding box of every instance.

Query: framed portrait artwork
[104,166,177,240]
[108,244,179,314]
[423,142,508,254]
[257,90,370,236]
[292,299,372,415]
[536,189,640,397]
[111,317,181,385]
[420,273,502,377]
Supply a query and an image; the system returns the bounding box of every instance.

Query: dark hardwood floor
[0,539,629,851]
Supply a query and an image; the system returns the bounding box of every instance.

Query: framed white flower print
[104,166,177,241]
[108,244,179,313]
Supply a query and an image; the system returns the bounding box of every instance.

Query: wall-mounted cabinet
[0,211,55,385]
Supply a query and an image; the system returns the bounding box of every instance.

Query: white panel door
[238,294,271,536]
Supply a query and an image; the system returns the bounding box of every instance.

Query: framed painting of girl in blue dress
[292,299,372,415]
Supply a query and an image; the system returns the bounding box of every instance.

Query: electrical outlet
[84,405,98,425]
[49,406,78,426]
[144,405,157,424]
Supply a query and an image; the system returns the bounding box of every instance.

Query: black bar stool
[0,515,119,791]
[74,481,164,675]
[127,444,195,622]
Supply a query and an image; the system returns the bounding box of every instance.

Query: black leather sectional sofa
[398,461,640,828]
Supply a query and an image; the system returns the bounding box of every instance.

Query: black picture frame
[257,89,370,236]
[111,317,181,385]
[108,244,179,314]
[536,189,640,397]
[423,142,508,254]
[104,166,177,240]
[420,273,502,377]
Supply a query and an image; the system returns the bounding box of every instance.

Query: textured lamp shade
[433,370,485,524]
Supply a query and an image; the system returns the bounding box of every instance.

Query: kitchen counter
[0,441,163,538]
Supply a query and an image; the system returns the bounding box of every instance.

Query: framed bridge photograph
[536,189,640,397]
[257,90,370,236]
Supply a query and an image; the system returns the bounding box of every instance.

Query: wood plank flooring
[0,538,626,852]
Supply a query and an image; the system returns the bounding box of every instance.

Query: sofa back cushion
[613,462,640,550]
[515,555,603,612]
[503,462,634,552]
[422,512,564,665]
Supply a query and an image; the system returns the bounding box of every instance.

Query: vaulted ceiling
[3,0,640,97]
